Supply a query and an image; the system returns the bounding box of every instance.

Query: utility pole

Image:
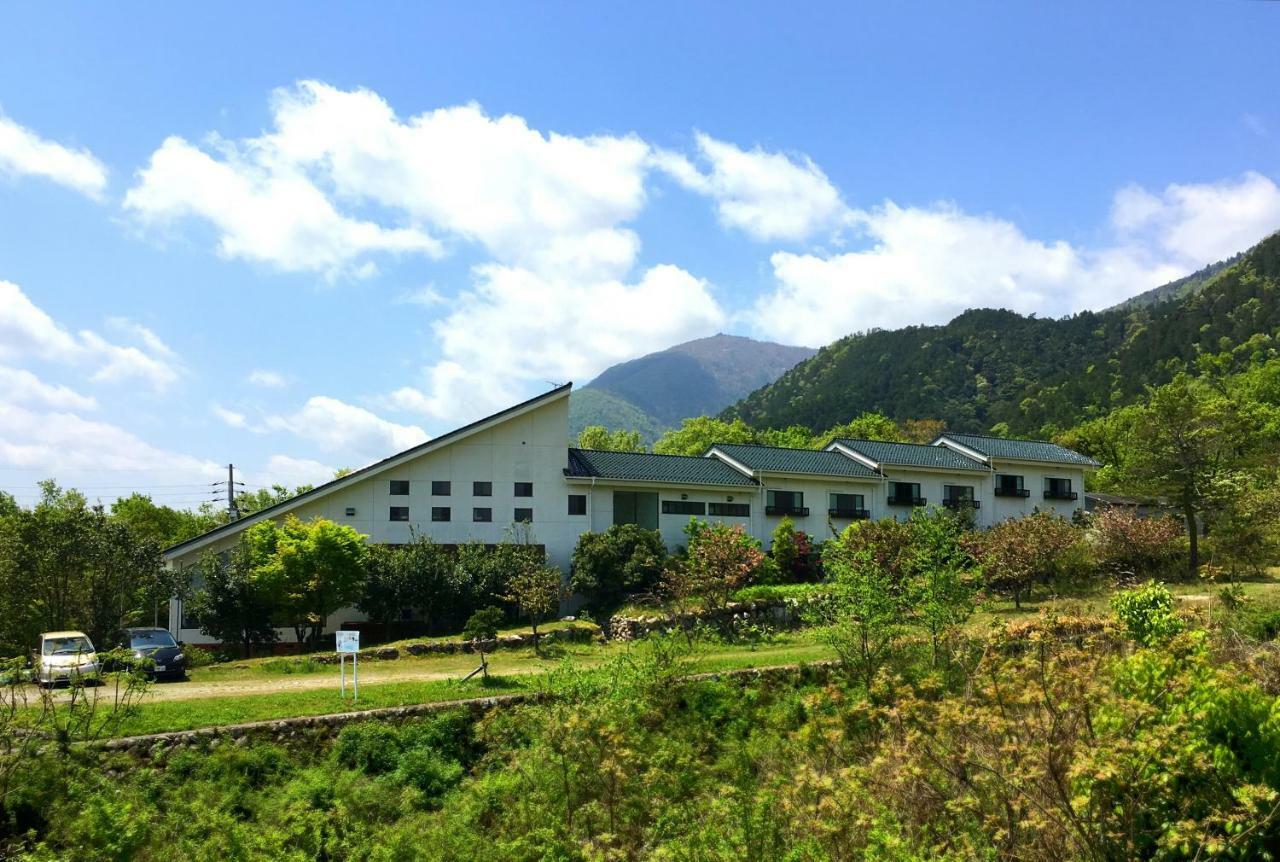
[212,463,245,521]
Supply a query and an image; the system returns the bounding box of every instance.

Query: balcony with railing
[887,495,926,507]
[828,507,871,519]
[765,505,810,517]
[993,487,1030,498]
[1043,490,1079,501]
[942,498,980,509]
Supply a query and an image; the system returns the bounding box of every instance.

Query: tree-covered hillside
[725,231,1280,437]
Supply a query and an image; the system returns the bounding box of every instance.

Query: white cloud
[212,405,247,428]
[0,366,97,411]
[0,403,220,479]
[124,135,441,277]
[258,454,335,489]
[264,395,428,459]
[1111,171,1280,264]
[0,280,180,390]
[390,262,725,422]
[656,133,851,243]
[246,368,287,388]
[0,112,107,199]
[751,171,1280,347]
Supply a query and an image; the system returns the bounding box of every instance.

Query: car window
[43,636,93,655]
[128,631,177,649]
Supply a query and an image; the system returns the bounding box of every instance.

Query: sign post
[336,630,360,701]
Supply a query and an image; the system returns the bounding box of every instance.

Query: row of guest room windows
[389,506,536,523]
[388,480,535,497]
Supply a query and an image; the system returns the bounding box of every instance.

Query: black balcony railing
[887,496,926,507]
[828,507,871,519]
[1043,491,1079,501]
[942,498,980,509]
[765,506,809,517]
[994,487,1031,498]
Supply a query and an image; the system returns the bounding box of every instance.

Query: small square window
[389,506,410,522]
[514,507,533,523]
[568,494,587,516]
[389,480,410,496]
[473,481,492,497]
[514,482,533,498]
[431,507,450,522]
[473,507,492,523]
[431,481,451,496]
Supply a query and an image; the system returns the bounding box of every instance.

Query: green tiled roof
[830,438,989,472]
[709,443,880,478]
[566,448,757,486]
[940,434,1101,467]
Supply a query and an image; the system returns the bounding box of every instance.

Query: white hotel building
[165,383,1097,643]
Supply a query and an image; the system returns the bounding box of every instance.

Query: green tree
[569,524,667,610]
[357,544,412,631]
[653,416,755,456]
[577,426,647,452]
[906,508,977,667]
[814,519,914,689]
[816,412,905,444]
[665,520,766,610]
[186,538,279,658]
[1119,374,1270,573]
[755,425,817,449]
[504,565,563,654]
[253,516,369,647]
[110,493,220,547]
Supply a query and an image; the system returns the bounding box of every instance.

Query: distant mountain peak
[569,333,816,441]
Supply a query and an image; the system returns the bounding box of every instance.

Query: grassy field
[63,572,1280,738]
[95,635,834,737]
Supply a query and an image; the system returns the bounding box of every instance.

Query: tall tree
[653,416,756,456]
[186,539,279,658]
[253,516,368,647]
[577,426,647,452]
[1120,374,1271,573]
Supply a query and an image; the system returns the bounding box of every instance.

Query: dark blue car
[115,627,188,680]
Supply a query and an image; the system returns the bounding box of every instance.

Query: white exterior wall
[985,460,1087,523]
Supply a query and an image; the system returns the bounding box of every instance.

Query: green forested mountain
[724,231,1280,437]
[1105,252,1243,312]
[570,333,815,441]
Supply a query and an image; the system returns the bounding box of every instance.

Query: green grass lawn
[101,634,834,737]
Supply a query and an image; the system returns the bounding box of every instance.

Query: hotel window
[943,485,977,509]
[568,495,587,516]
[514,482,533,497]
[765,490,807,516]
[888,482,923,506]
[829,493,867,517]
[431,481,451,496]
[708,502,750,517]
[994,474,1028,497]
[473,481,492,497]
[613,491,659,528]
[514,507,533,523]
[431,507,451,522]
[389,506,410,522]
[661,500,706,516]
[473,507,492,523]
[389,480,410,496]
[1044,477,1076,500]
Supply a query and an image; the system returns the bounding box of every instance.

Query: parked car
[114,627,187,680]
[33,631,99,687]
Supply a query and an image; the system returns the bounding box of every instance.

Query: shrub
[965,511,1082,608]
[395,748,465,803]
[333,722,404,774]
[1111,581,1183,645]
[769,517,818,583]
[461,606,505,642]
[569,524,667,609]
[663,521,766,611]
[1092,508,1182,580]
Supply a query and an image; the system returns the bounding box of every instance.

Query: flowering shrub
[663,521,766,610]
[963,511,1082,608]
[1092,507,1182,580]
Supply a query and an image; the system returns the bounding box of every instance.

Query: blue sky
[1,2,1278,507]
